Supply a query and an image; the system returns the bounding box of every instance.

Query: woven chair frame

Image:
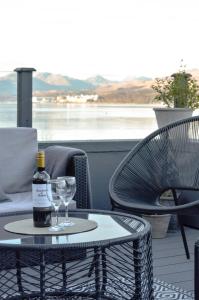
[109,115,199,215]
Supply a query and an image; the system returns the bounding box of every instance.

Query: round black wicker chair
[109,115,199,259]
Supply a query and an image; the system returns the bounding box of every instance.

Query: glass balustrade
[32,71,158,141]
[0,71,17,127]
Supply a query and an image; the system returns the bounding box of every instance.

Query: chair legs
[177,215,190,259]
[172,189,190,259]
[112,192,191,259]
[195,241,199,299]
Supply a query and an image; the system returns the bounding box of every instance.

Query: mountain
[0,73,17,95]
[0,72,113,96]
[33,72,95,93]
[136,76,152,81]
[86,75,113,86]
[188,69,199,82]
[1,69,199,103]
[36,72,70,85]
[95,79,155,104]
[124,75,152,81]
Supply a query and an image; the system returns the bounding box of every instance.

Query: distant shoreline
[0,101,164,108]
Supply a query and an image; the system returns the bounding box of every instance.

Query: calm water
[0,102,159,141]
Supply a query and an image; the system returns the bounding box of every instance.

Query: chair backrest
[110,116,199,204]
[0,128,38,193]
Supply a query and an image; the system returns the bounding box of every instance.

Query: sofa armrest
[73,155,92,209]
[45,146,92,209]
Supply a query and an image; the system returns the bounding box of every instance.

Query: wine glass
[47,179,64,232]
[57,176,76,227]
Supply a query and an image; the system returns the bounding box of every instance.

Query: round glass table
[0,209,153,300]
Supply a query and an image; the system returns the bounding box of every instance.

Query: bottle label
[32,183,52,207]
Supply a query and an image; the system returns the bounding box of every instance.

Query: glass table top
[0,210,146,247]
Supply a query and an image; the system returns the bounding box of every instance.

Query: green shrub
[152,70,199,109]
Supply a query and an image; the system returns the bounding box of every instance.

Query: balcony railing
[0,71,17,127]
[15,68,36,127]
[13,67,159,141]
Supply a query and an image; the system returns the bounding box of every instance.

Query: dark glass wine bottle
[32,151,52,227]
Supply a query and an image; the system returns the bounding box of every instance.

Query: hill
[33,73,96,93]
[0,73,108,96]
[86,75,114,86]
[0,73,17,95]
[95,79,155,104]
[1,70,199,104]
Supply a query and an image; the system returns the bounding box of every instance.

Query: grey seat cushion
[0,192,76,215]
[0,187,10,202]
[0,128,38,195]
[178,190,199,229]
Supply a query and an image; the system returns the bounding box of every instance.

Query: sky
[0,0,199,80]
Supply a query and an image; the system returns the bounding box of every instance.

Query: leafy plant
[152,68,199,109]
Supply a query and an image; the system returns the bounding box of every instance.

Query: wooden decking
[152,227,199,294]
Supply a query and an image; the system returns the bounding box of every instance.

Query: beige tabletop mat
[4,217,97,235]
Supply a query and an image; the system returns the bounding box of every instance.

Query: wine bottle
[32,151,52,227]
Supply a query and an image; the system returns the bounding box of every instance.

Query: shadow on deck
[153,227,199,293]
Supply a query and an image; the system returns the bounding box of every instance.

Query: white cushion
[0,128,38,193]
[0,191,76,215]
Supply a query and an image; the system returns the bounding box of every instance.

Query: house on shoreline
[32,94,98,103]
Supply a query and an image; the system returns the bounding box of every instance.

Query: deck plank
[152,227,198,293]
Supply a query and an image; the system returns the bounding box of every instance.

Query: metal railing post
[14,67,36,127]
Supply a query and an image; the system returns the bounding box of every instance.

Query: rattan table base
[0,210,153,300]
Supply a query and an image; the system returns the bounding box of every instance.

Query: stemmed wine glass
[47,179,64,232]
[57,176,76,227]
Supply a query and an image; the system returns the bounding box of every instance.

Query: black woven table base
[0,218,153,300]
[30,296,104,300]
[8,297,93,300]
[14,295,98,300]
[4,278,194,300]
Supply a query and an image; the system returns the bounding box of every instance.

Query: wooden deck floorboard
[152,227,199,293]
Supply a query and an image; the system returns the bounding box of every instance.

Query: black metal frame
[0,209,153,300]
[195,240,199,299]
[109,116,199,259]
